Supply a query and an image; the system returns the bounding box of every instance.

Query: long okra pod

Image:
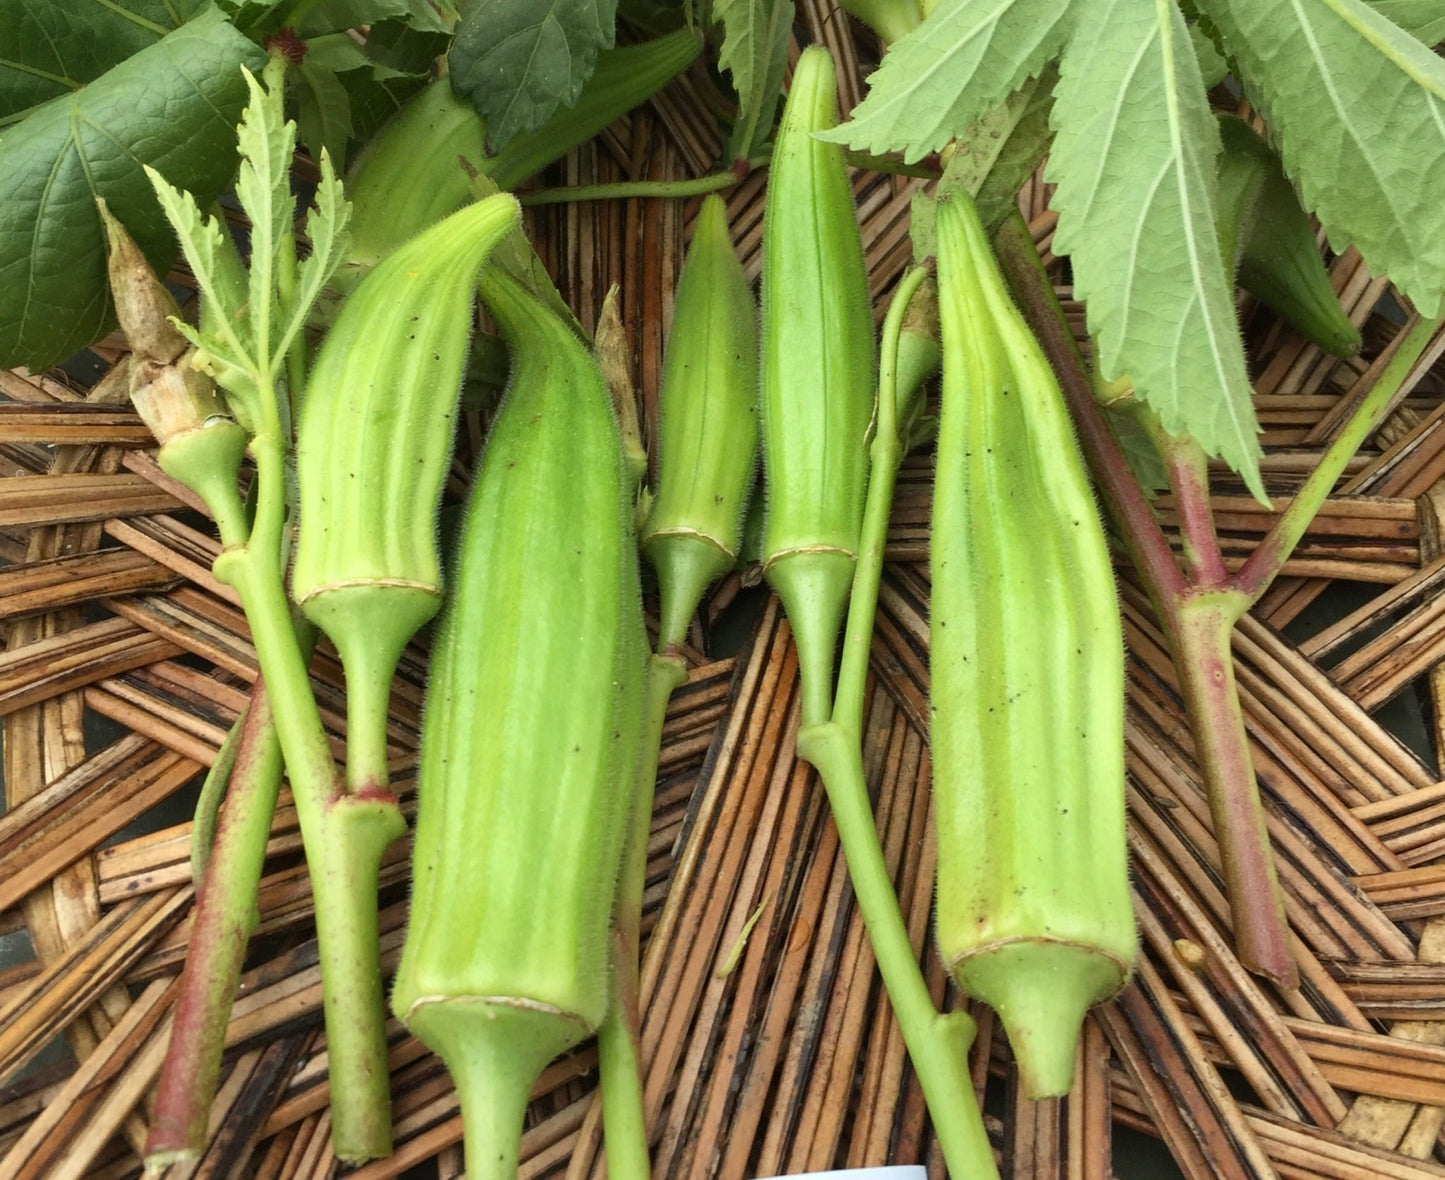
[392,268,644,1180]
[760,46,875,727]
[931,193,1135,1096]
[762,46,996,1177]
[291,194,520,795]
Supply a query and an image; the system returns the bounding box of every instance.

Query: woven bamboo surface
[6,4,1445,1177]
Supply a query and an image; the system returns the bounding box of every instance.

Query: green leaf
[911,76,1044,259]
[277,150,351,366]
[449,0,618,151]
[361,18,451,76]
[337,66,426,147]
[1365,0,1445,42]
[0,10,263,371]
[234,61,297,373]
[1196,0,1445,317]
[297,0,459,33]
[1048,0,1264,497]
[938,75,1041,206]
[0,0,210,124]
[1108,401,1171,496]
[618,0,690,34]
[911,68,1055,261]
[145,167,252,370]
[295,60,355,169]
[303,33,372,74]
[404,0,461,33]
[297,0,410,32]
[1188,20,1229,86]
[714,0,791,161]
[973,63,1055,230]
[817,0,1074,163]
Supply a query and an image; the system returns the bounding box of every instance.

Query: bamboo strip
[0,549,178,619]
[103,515,236,607]
[0,404,152,444]
[0,617,183,716]
[0,976,175,1179]
[1101,957,1280,1179]
[0,737,200,916]
[1129,813,1352,1118]
[0,887,190,1084]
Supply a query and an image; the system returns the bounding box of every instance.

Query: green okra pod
[931,193,1136,1098]
[392,267,644,1180]
[759,46,876,725]
[291,193,520,794]
[1216,115,1360,357]
[331,29,701,295]
[641,193,760,651]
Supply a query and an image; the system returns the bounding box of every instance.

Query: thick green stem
[796,724,994,1177]
[833,266,928,739]
[519,173,740,207]
[1236,313,1444,602]
[1167,591,1296,986]
[589,653,686,1180]
[212,434,404,1162]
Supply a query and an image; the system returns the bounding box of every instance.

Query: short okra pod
[291,193,520,794]
[931,193,1136,1098]
[1216,116,1360,357]
[641,193,759,650]
[759,46,876,725]
[391,266,644,1180]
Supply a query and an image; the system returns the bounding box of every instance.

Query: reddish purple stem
[992,213,1297,984]
[147,679,284,1162]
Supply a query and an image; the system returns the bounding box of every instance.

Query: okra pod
[291,193,519,794]
[759,46,876,725]
[641,193,759,650]
[931,193,1136,1098]
[332,29,701,293]
[392,267,643,1180]
[1216,116,1360,357]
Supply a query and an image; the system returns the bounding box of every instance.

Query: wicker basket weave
[5,4,1445,1178]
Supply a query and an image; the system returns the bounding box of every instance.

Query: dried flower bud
[98,199,188,367]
